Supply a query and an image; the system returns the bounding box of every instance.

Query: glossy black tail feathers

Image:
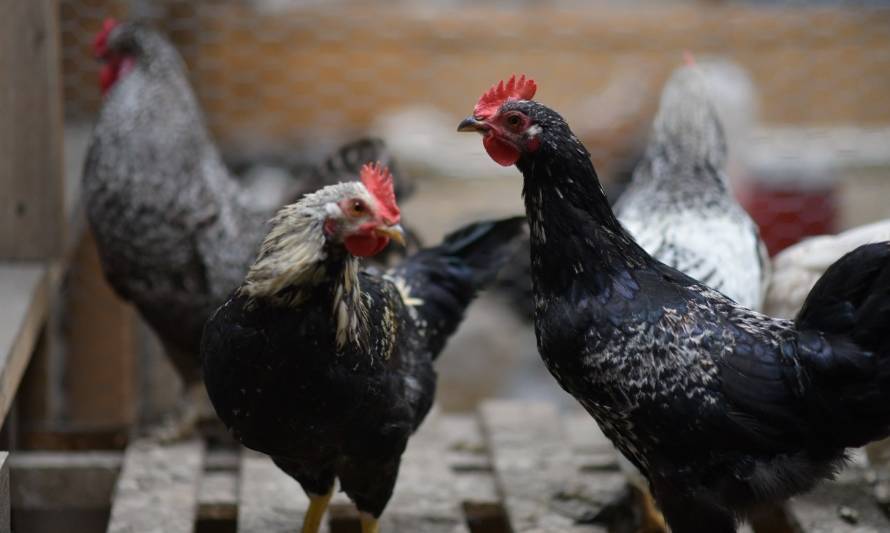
[389,216,526,357]
[796,242,890,350]
[434,216,528,287]
[795,241,890,447]
[311,137,414,200]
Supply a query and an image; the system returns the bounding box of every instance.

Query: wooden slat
[0,263,50,425]
[199,448,239,522]
[439,414,505,533]
[199,470,238,522]
[379,412,485,532]
[480,401,603,533]
[439,415,499,505]
[107,439,204,533]
[561,412,630,524]
[563,412,620,473]
[0,0,64,259]
[0,452,9,533]
[9,451,121,510]
[237,449,324,533]
[788,466,890,533]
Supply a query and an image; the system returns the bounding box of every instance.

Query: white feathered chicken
[615,62,769,311]
[765,218,890,318]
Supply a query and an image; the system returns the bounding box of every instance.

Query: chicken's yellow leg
[301,487,334,533]
[634,483,668,533]
[360,512,379,533]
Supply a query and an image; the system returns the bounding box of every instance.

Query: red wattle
[99,55,135,96]
[344,234,390,257]
[483,135,520,166]
[99,63,118,95]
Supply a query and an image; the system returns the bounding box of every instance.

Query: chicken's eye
[346,199,367,217]
[506,114,522,127]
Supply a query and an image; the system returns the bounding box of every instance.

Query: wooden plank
[563,412,620,473]
[199,448,239,522]
[0,0,65,259]
[439,415,499,505]
[237,449,326,533]
[0,452,9,533]
[439,414,504,533]
[561,412,630,523]
[9,451,121,510]
[479,401,604,533]
[0,263,50,426]
[378,411,482,532]
[107,438,204,533]
[199,470,238,522]
[788,465,890,533]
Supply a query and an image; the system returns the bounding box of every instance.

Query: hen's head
[275,162,404,259]
[93,19,134,95]
[458,75,570,166]
[650,58,727,168]
[93,19,180,96]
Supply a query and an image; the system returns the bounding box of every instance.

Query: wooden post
[0,0,66,448]
[0,266,50,429]
[0,0,65,260]
[0,452,9,533]
[62,232,137,432]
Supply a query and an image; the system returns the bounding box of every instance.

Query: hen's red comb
[360,162,400,225]
[683,50,696,67]
[474,74,537,119]
[93,18,119,58]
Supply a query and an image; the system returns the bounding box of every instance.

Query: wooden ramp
[88,401,890,533]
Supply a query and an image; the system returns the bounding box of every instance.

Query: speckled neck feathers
[516,117,651,297]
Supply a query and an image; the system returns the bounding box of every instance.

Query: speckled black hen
[201,163,524,533]
[460,75,890,533]
[83,19,415,439]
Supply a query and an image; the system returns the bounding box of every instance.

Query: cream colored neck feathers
[239,186,370,350]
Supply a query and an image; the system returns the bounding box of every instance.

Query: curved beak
[375,224,406,246]
[457,115,488,134]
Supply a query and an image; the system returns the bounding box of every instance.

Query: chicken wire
[61,0,890,256]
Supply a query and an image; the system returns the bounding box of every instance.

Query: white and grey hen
[615,63,770,311]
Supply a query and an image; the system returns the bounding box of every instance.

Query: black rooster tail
[795,241,890,446]
[796,242,890,349]
[311,138,414,200]
[388,216,526,358]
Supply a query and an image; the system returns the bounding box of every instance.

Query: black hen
[201,163,524,533]
[459,75,890,533]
